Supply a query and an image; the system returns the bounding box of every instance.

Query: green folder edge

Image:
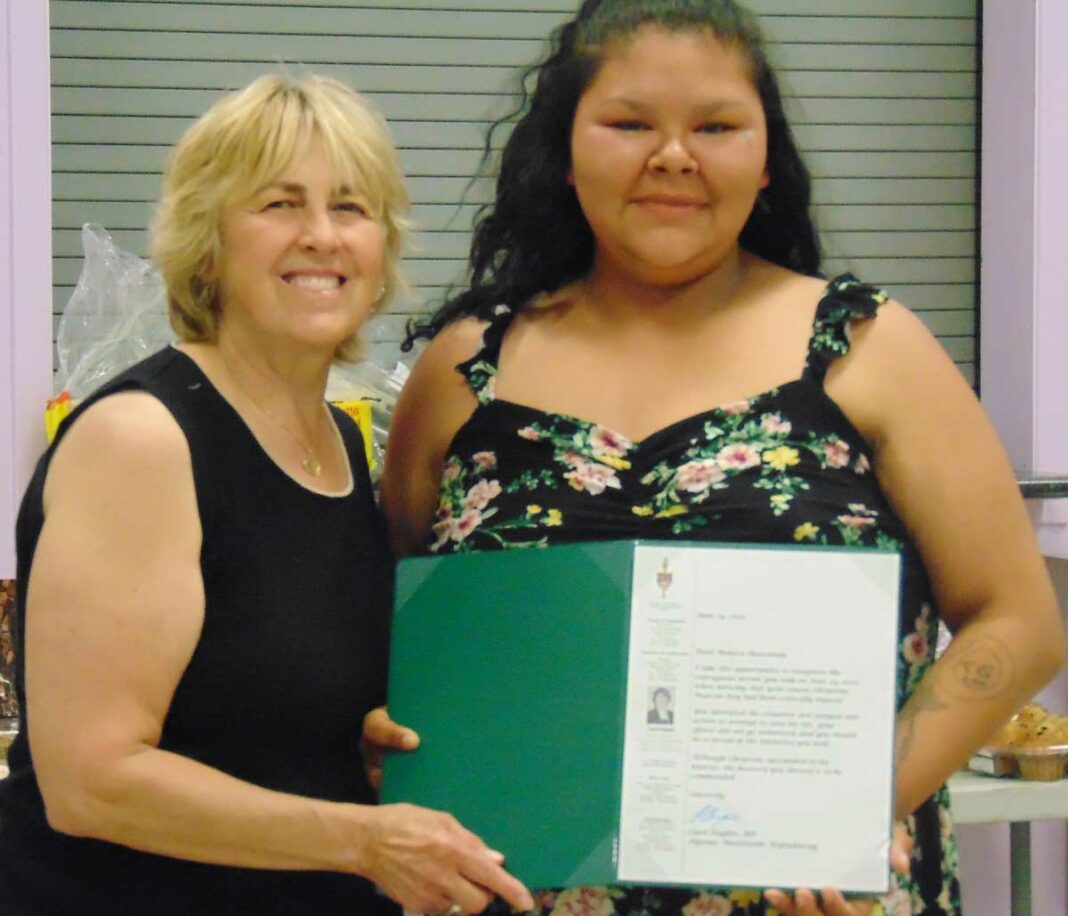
[384,540,634,889]
[382,540,902,893]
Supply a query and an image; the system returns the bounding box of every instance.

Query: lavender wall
[965,1,1068,913]
[0,0,53,579]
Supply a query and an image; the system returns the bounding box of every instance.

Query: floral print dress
[427,275,962,916]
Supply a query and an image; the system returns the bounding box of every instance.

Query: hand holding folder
[382,540,902,896]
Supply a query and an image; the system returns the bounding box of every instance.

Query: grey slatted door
[50,0,977,380]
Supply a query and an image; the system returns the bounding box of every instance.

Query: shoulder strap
[454,305,516,405]
[802,273,888,385]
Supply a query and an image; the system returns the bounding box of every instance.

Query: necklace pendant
[301,456,323,477]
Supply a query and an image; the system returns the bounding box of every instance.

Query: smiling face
[569,26,769,286]
[214,134,386,355]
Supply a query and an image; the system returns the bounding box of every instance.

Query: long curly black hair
[403,0,822,348]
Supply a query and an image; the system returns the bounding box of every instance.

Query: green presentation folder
[381,540,899,893]
[382,541,633,890]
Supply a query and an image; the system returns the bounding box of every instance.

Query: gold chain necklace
[221,356,327,478]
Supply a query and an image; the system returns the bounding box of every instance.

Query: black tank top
[0,347,398,914]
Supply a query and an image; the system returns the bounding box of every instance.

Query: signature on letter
[692,804,741,824]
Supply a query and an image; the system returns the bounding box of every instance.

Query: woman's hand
[361,803,534,915]
[763,822,912,916]
[362,706,420,791]
[359,708,534,913]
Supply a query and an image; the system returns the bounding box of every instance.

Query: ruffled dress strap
[454,304,517,405]
[801,273,889,386]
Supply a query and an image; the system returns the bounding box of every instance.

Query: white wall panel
[50,0,979,380]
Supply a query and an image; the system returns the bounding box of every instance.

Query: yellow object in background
[330,399,376,471]
[44,392,74,444]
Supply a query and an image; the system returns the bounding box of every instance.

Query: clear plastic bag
[54,223,174,400]
[51,223,410,468]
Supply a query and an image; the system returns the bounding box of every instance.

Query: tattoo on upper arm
[896,633,1015,765]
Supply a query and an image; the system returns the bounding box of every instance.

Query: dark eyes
[607,120,732,135]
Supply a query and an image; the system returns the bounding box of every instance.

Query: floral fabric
[428,275,962,916]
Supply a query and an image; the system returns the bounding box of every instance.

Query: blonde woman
[0,75,532,916]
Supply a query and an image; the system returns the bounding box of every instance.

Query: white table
[948,771,1068,916]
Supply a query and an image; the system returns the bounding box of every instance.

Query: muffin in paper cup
[1014,744,1068,781]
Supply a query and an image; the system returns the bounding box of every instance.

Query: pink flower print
[472,450,497,471]
[429,505,462,550]
[837,512,876,529]
[442,461,461,482]
[589,426,632,457]
[517,425,542,441]
[562,449,584,468]
[549,887,616,916]
[533,890,558,909]
[903,630,930,665]
[462,478,502,511]
[564,460,621,495]
[854,453,871,475]
[839,503,878,527]
[823,438,851,468]
[482,376,497,399]
[675,458,726,493]
[430,518,454,552]
[760,413,792,436]
[454,509,482,540]
[721,399,751,416]
[716,442,761,471]
[681,891,733,916]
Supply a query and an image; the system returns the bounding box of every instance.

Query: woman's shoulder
[394,317,490,438]
[42,389,193,514]
[417,316,492,374]
[56,387,187,461]
[61,389,188,457]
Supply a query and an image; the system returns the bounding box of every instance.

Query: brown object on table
[1014,715,1068,780]
[1014,745,1068,781]
[981,703,1068,781]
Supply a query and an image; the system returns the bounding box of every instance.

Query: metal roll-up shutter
[50,0,977,381]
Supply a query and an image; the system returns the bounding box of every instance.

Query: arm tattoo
[896,677,948,764]
[940,634,1015,703]
[896,633,1015,765]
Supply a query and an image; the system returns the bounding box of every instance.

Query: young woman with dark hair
[373,2,1064,914]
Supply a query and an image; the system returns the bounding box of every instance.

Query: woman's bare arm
[26,390,531,915]
[828,302,1065,818]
